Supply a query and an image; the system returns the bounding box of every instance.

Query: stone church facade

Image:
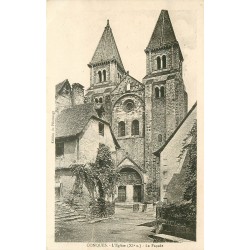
[56,10,188,203]
[84,10,188,203]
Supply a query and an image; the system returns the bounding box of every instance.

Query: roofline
[153,101,197,156]
[87,58,125,72]
[116,156,146,173]
[90,116,121,149]
[55,115,120,149]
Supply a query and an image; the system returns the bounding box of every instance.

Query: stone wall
[55,139,78,168]
[71,83,84,106]
[111,94,145,168]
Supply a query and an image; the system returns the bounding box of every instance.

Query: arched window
[132,120,139,136]
[95,98,99,103]
[99,97,103,103]
[98,71,102,83]
[155,87,160,98]
[103,70,106,82]
[118,121,125,137]
[160,86,165,97]
[157,56,161,70]
[158,134,163,142]
[162,55,166,69]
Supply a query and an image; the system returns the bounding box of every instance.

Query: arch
[112,93,144,111]
[131,120,139,135]
[118,121,125,137]
[157,56,161,70]
[162,55,167,69]
[103,70,106,82]
[99,97,103,103]
[98,71,102,83]
[160,86,165,97]
[155,87,160,98]
[116,164,144,184]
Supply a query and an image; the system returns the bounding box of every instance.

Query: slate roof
[146,10,177,51]
[55,102,120,148]
[89,20,125,71]
[55,103,97,138]
[154,102,197,156]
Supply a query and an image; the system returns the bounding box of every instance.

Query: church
[55,10,188,203]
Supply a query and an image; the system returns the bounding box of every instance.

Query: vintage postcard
[47,0,203,249]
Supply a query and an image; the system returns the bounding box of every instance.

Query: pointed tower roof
[146,10,178,51]
[89,20,125,71]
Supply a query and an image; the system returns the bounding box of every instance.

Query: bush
[89,198,115,218]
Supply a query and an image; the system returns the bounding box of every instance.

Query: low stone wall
[156,203,196,241]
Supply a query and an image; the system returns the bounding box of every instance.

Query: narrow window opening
[99,97,103,103]
[157,56,161,70]
[126,82,131,92]
[118,121,125,137]
[103,70,106,82]
[155,87,160,98]
[162,55,166,69]
[160,86,165,97]
[132,120,139,136]
[98,71,102,83]
[99,122,104,136]
[158,134,163,142]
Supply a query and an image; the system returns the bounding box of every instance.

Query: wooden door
[133,185,142,202]
[118,186,126,202]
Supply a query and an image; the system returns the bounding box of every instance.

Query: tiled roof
[89,20,125,71]
[146,10,177,51]
[55,102,120,148]
[55,103,97,138]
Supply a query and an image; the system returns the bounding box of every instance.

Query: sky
[47,0,198,109]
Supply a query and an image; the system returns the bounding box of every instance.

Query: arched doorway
[117,167,143,202]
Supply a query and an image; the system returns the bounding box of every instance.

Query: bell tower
[88,20,126,87]
[143,10,188,200]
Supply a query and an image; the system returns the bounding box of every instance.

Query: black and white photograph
[47,0,203,247]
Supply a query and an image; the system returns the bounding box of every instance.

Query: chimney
[71,83,85,106]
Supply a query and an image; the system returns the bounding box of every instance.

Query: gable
[111,75,144,96]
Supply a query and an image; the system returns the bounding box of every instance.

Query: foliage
[92,144,120,199]
[178,120,197,205]
[157,202,196,223]
[146,180,159,203]
[70,144,120,201]
[89,198,115,218]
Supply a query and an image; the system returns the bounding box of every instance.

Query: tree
[70,143,120,201]
[179,120,197,205]
[93,143,120,200]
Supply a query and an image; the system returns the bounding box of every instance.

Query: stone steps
[55,201,88,223]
